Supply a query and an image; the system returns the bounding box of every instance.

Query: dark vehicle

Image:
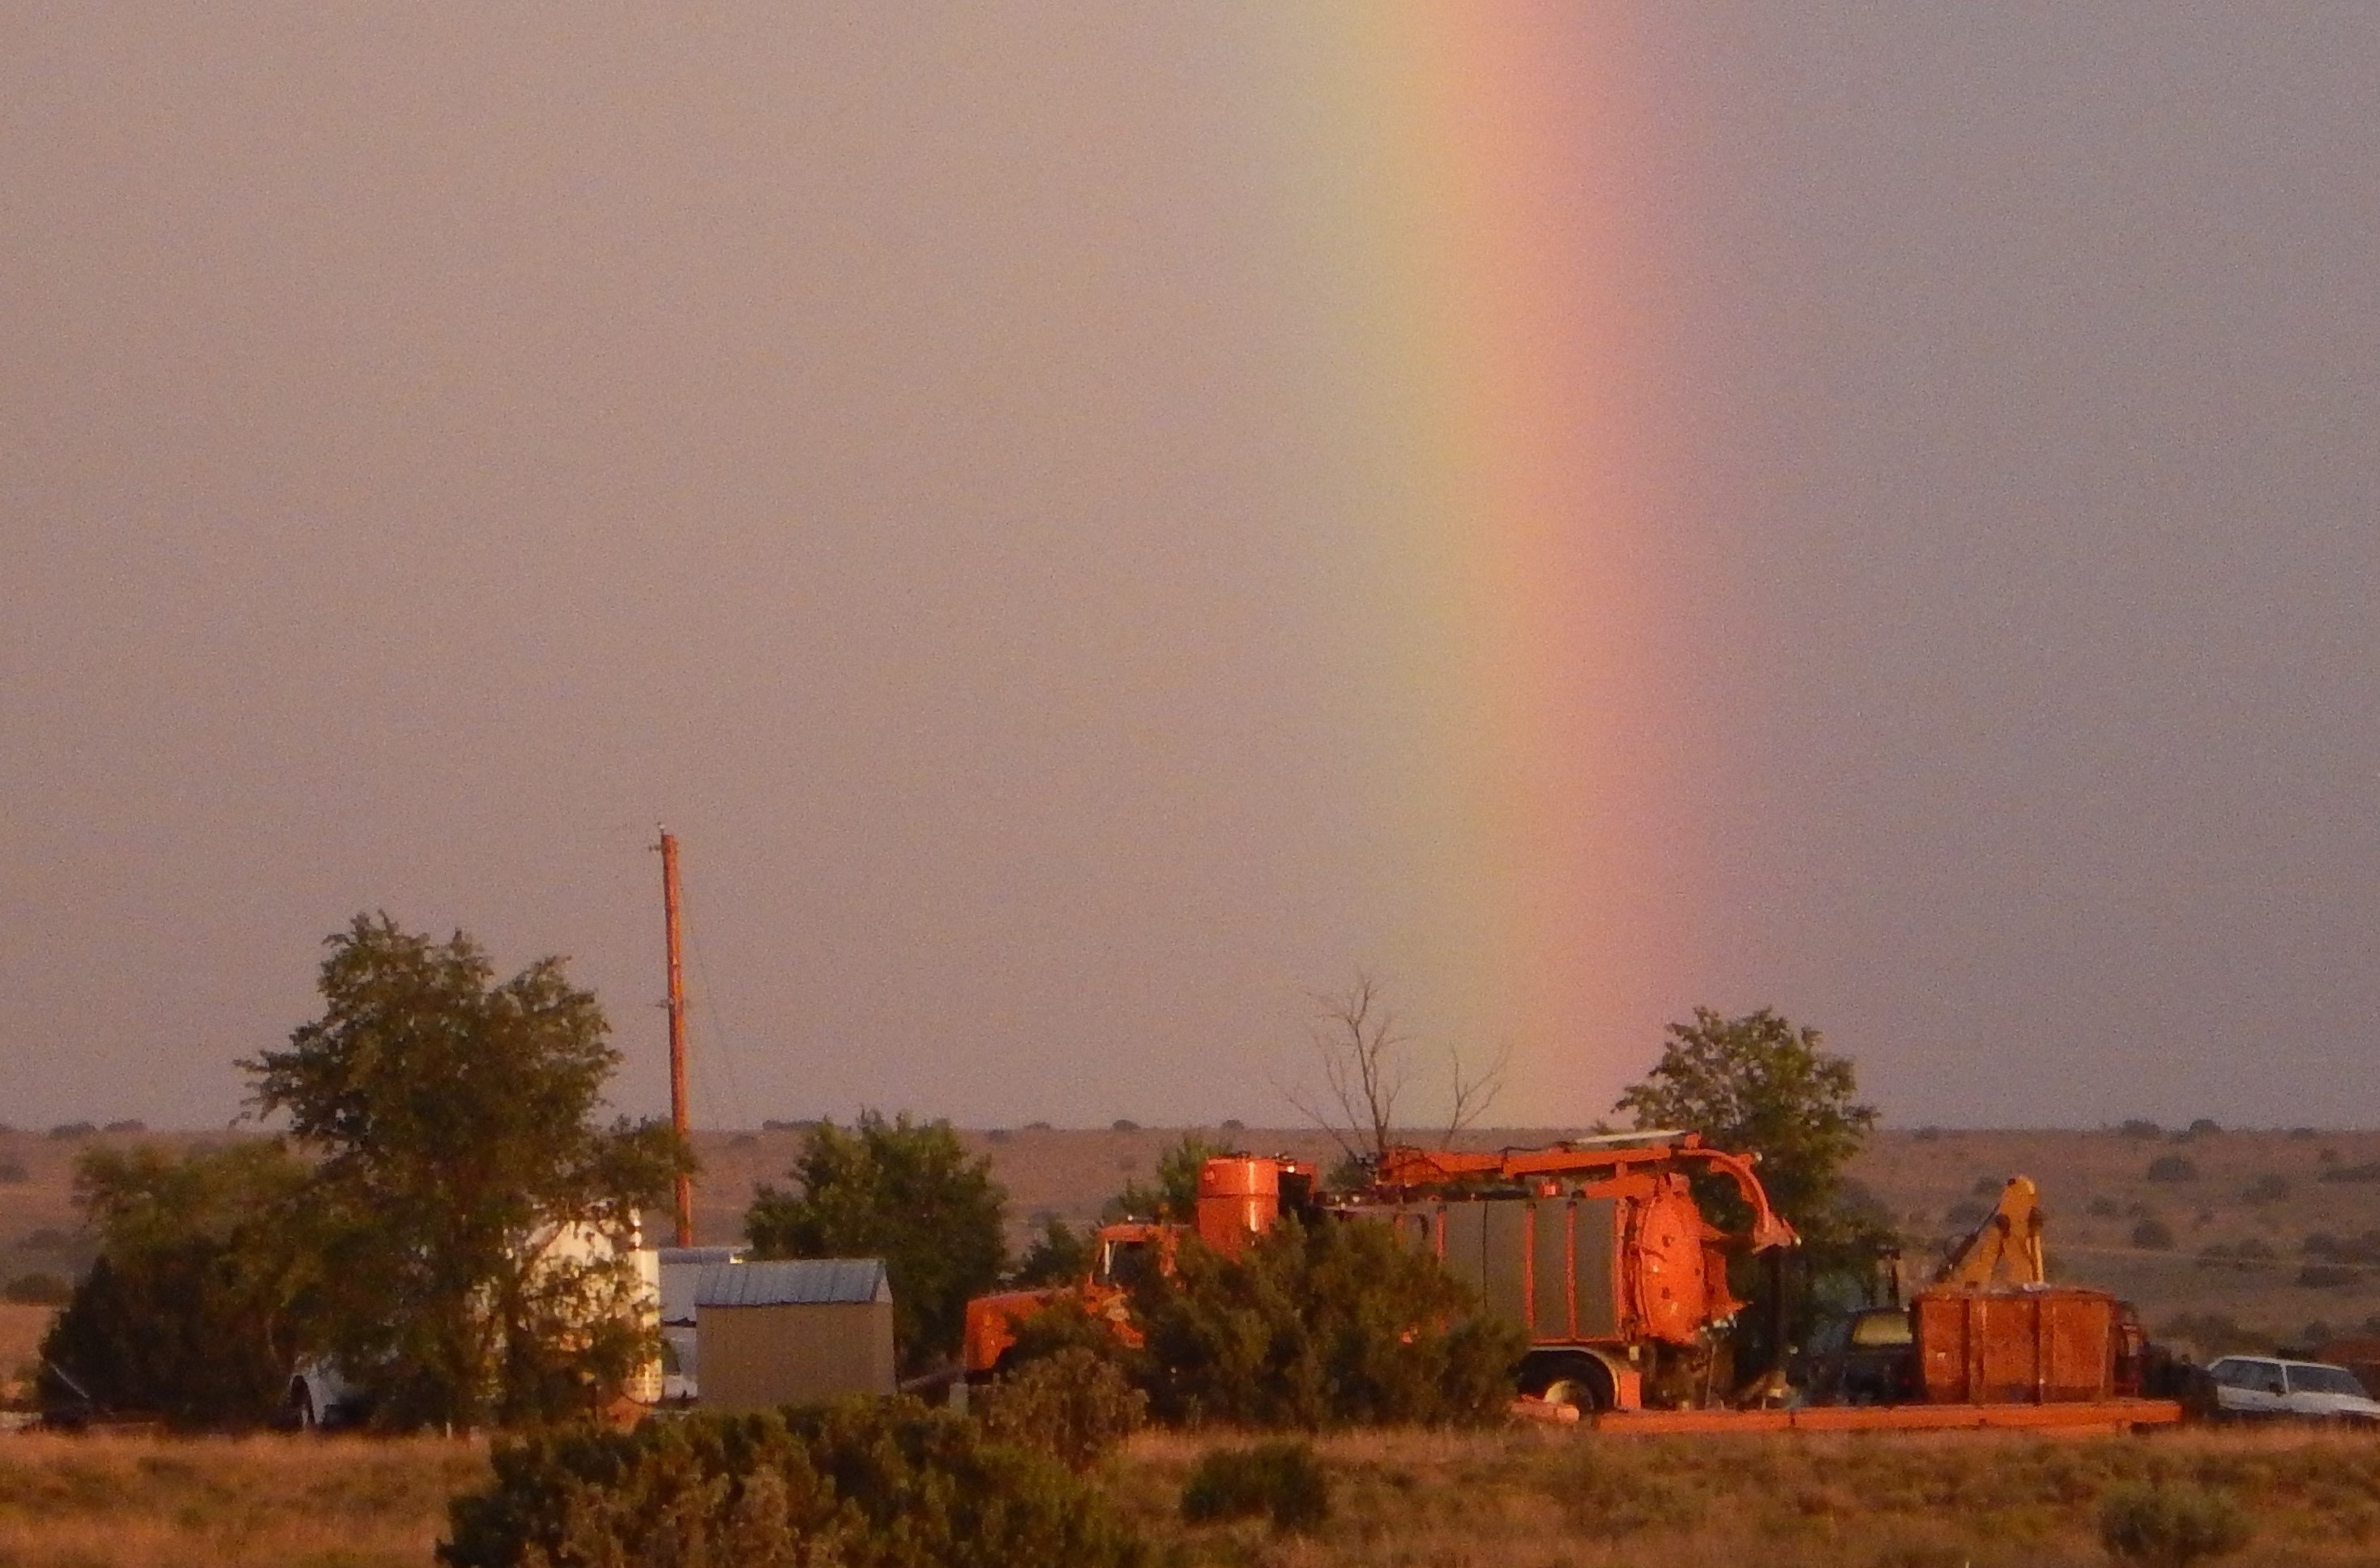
[1796,1305,1918,1405]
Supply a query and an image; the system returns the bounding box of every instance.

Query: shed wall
[698,1301,895,1412]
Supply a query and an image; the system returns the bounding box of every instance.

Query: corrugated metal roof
[695,1258,891,1308]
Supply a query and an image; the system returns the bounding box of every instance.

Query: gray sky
[4,6,2376,1131]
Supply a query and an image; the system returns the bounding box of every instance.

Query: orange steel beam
[659,827,692,1248]
[1373,1137,1799,1250]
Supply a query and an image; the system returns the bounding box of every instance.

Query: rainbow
[1256,10,1702,1119]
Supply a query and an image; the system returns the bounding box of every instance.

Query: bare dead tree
[1281,975,1508,1172]
[1438,1039,1512,1148]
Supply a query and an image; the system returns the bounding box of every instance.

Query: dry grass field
[0,1424,2368,1568]
[1116,1424,2380,1568]
[0,1433,486,1568]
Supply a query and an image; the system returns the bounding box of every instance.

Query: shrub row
[440,1397,1144,1568]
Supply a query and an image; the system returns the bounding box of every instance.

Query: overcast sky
[5,6,2376,1131]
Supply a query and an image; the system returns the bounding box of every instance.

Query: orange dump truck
[963,1157,1318,1378]
[965,1143,2180,1433]
[966,1132,1790,1409]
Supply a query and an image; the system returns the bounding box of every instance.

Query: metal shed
[694,1258,895,1412]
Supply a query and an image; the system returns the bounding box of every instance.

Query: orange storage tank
[1196,1157,1280,1259]
[1913,1287,2131,1404]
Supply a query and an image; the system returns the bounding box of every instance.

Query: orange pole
[659,828,693,1247]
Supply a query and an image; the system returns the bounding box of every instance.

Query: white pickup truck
[2204,1356,2380,1425]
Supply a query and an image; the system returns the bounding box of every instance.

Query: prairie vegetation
[1115,1425,2379,1568]
[0,1432,486,1568]
[0,1425,2369,1568]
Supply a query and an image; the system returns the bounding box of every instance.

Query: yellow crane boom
[1936,1175,2046,1289]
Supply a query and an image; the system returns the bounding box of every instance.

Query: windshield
[2288,1364,2369,1398]
[2211,1360,2283,1392]
[1102,1239,1155,1288]
[1850,1310,1914,1348]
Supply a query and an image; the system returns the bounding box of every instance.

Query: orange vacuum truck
[964,1135,2180,1433]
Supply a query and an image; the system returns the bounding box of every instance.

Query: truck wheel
[1521,1354,1613,1414]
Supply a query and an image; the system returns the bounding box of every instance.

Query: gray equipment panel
[1481,1200,1529,1326]
[1571,1196,1619,1337]
[1532,1201,1572,1336]
[1439,1201,1487,1302]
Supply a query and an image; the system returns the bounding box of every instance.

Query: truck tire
[1520,1352,1615,1413]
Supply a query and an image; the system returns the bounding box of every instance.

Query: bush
[2157,1313,2267,1357]
[1131,1216,1527,1429]
[2087,1195,2122,1218]
[2297,1263,2362,1288]
[101,1119,147,1134]
[46,1123,96,1141]
[2184,1118,2221,1138]
[0,1160,28,1185]
[2119,1120,2163,1139]
[1969,1174,2003,1197]
[1179,1440,1331,1534]
[1111,1119,1141,1134]
[4,1272,69,1305]
[2146,1156,2198,1183]
[2131,1219,2176,1250]
[2098,1480,2250,1566]
[2242,1173,2291,1204]
[2318,1160,2380,1183]
[440,1396,1144,1568]
[978,1346,1147,1472]
[1012,1216,1094,1287]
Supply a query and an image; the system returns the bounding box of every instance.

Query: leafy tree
[40,1139,329,1428]
[746,1112,1006,1374]
[1104,1133,1229,1222]
[1613,1006,1880,1253]
[1613,1007,1887,1374]
[1129,1216,1523,1429]
[1013,1216,1095,1288]
[245,913,686,1431]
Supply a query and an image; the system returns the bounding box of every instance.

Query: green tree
[1613,1006,1880,1250]
[245,913,686,1430]
[1012,1216,1095,1288]
[40,1139,330,1428]
[746,1112,1006,1374]
[1104,1132,1229,1222]
[1130,1217,1523,1429]
[1613,1007,1889,1371]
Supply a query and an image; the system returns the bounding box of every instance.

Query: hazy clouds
[4,6,2376,1130]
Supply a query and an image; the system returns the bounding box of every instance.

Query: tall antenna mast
[658,827,693,1247]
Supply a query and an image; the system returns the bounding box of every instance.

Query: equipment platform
[1592,1399,2184,1435]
